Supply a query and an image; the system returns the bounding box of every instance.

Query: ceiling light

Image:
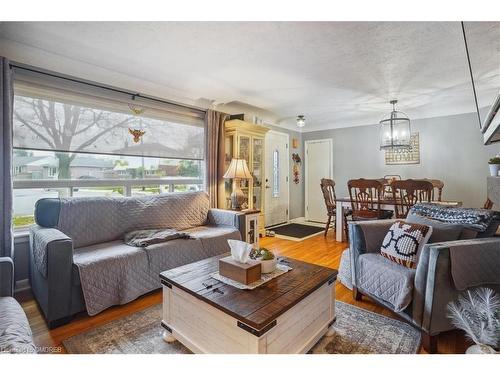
[297,115,306,128]
[379,100,411,150]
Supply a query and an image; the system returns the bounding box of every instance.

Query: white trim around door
[304,138,333,223]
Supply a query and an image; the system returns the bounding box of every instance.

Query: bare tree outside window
[14,97,135,178]
[13,96,205,178]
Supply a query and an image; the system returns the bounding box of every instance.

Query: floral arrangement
[249,247,275,261]
[447,287,500,349]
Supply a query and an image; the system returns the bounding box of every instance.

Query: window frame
[11,68,207,230]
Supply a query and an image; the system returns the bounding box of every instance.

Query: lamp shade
[223,158,252,179]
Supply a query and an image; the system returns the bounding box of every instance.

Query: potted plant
[447,287,500,354]
[250,248,277,273]
[488,157,500,176]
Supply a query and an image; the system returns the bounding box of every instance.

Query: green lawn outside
[13,215,35,228]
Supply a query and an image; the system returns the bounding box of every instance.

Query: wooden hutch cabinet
[220,119,269,235]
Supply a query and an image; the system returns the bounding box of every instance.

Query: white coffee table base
[161,280,336,354]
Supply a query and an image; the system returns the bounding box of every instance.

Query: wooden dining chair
[347,178,393,221]
[381,175,402,199]
[420,178,444,201]
[390,179,433,218]
[320,178,350,238]
[320,178,336,236]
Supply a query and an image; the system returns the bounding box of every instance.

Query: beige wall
[303,112,500,209]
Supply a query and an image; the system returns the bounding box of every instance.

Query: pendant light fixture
[297,115,306,128]
[379,100,411,150]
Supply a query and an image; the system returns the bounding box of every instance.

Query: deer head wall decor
[129,128,146,143]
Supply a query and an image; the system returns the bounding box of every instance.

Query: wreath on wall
[292,153,301,184]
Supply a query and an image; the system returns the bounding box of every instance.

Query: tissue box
[219,256,261,285]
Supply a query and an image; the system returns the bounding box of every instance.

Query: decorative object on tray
[250,247,277,273]
[227,239,252,263]
[447,287,500,354]
[218,256,261,285]
[211,262,292,290]
[488,156,500,177]
[219,240,261,284]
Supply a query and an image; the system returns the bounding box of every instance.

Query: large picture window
[12,68,206,228]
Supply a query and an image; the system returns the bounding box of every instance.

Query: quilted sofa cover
[0,257,36,354]
[0,297,36,353]
[349,218,500,340]
[30,192,243,324]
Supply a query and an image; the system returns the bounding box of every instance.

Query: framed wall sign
[385,133,420,165]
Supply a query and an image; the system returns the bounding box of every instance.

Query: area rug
[268,223,324,241]
[63,301,421,354]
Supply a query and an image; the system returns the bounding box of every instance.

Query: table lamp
[223,158,252,210]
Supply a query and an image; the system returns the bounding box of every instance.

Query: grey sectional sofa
[29,191,243,328]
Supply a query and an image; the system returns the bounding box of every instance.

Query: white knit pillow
[380,220,433,268]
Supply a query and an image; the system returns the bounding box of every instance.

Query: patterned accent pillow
[380,220,433,268]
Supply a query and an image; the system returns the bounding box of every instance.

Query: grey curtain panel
[205,109,228,208]
[0,57,13,258]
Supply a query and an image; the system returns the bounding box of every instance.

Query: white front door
[264,131,289,227]
[305,139,333,223]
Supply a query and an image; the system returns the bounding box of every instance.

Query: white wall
[302,112,500,208]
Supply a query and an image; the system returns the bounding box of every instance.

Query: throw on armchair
[349,219,500,353]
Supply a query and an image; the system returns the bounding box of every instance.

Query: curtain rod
[461,21,482,129]
[9,63,207,114]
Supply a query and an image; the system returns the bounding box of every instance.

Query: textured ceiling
[0,21,499,132]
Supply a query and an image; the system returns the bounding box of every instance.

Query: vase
[465,344,497,354]
[260,258,277,273]
[489,164,500,176]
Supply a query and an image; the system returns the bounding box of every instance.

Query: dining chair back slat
[320,178,337,215]
[391,179,433,218]
[348,178,392,220]
[320,178,349,237]
[420,178,444,202]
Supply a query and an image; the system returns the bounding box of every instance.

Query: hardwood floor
[18,231,468,354]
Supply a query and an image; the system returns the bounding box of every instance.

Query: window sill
[14,230,30,243]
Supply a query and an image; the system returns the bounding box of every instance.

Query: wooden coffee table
[160,254,338,354]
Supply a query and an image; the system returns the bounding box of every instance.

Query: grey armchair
[0,257,36,353]
[349,220,500,353]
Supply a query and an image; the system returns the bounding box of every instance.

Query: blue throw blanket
[409,203,500,232]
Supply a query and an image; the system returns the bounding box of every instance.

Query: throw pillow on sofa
[380,220,433,268]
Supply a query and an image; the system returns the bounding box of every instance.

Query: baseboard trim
[15,278,31,293]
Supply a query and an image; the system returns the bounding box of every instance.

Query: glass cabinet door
[238,136,251,209]
[224,135,234,209]
[252,137,263,211]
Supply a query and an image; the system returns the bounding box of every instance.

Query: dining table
[334,197,462,242]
